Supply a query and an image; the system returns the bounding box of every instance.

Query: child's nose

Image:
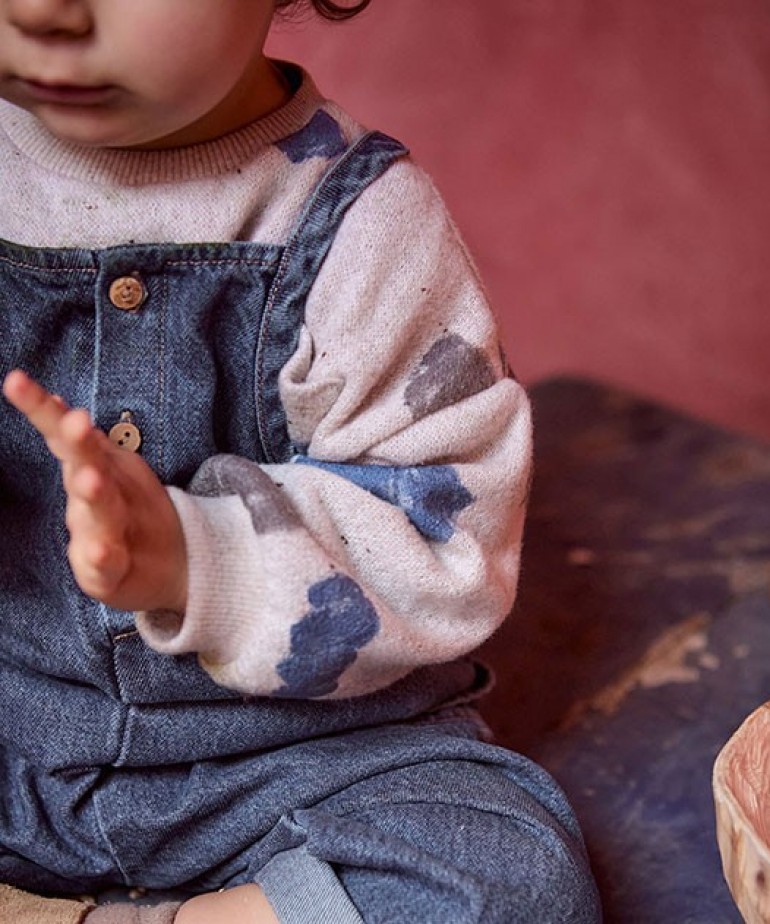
[5,0,92,38]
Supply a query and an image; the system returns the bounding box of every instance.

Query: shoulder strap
[255,131,408,463]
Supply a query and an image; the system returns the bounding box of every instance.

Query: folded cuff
[257,846,363,924]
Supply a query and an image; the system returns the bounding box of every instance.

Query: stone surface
[479,377,770,923]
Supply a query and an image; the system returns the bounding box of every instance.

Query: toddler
[0,0,602,921]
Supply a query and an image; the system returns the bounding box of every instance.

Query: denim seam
[0,256,96,274]
[91,777,132,887]
[252,130,368,459]
[254,131,408,463]
[113,705,139,767]
[157,272,168,478]
[93,599,124,699]
[0,251,277,273]
[161,257,279,269]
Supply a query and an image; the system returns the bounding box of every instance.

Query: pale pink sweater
[0,68,532,699]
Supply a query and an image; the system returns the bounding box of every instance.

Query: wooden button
[109,276,146,311]
[108,412,142,452]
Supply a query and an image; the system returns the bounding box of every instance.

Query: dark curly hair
[275,0,372,21]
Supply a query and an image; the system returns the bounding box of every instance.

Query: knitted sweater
[0,67,532,700]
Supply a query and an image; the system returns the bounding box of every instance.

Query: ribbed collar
[0,64,324,186]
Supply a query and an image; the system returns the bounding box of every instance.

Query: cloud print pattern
[276,574,379,697]
[136,156,532,700]
[292,458,474,543]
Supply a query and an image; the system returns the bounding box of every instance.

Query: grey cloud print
[405,334,496,420]
[189,455,300,535]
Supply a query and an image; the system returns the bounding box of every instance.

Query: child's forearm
[137,374,529,701]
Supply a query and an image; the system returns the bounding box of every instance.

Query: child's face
[0,0,279,149]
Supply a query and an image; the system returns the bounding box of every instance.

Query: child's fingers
[57,406,109,469]
[68,534,131,600]
[65,462,126,535]
[65,470,131,597]
[4,370,103,468]
[2,369,66,435]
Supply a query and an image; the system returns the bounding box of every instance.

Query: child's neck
[131,56,293,152]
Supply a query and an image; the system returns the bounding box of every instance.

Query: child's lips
[14,77,117,106]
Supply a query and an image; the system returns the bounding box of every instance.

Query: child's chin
[29,107,159,150]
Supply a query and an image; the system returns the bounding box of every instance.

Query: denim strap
[255,131,409,463]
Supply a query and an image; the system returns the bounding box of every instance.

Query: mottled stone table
[478,377,770,923]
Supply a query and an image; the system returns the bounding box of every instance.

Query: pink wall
[269,0,770,440]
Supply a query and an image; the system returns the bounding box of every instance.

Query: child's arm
[2,370,187,615]
[136,161,533,699]
[4,162,532,702]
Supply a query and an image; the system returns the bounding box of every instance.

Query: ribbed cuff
[257,847,364,924]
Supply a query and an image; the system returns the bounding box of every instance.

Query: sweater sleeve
[136,160,532,699]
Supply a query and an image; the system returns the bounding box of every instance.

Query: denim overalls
[0,133,601,922]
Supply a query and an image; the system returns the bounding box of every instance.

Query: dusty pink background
[269,0,770,440]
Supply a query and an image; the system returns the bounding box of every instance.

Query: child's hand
[2,370,188,614]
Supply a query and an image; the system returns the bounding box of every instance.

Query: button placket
[101,271,148,454]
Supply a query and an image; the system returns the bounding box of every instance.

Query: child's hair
[276,0,371,21]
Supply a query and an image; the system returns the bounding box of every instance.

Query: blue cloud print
[276,111,348,164]
[293,457,474,542]
[276,574,379,698]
